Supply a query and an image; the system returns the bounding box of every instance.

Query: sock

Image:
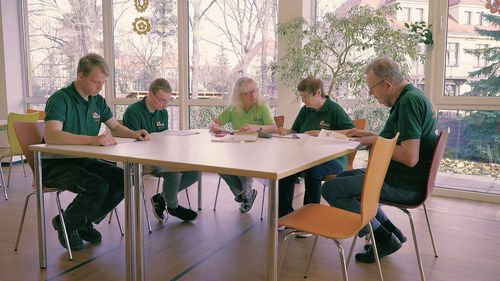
[382,220,397,233]
[373,225,392,243]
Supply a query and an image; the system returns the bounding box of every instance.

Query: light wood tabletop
[30,130,353,281]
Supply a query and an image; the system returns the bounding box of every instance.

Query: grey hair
[229,77,265,112]
[365,56,405,84]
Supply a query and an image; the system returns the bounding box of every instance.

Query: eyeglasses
[300,93,313,100]
[153,93,172,104]
[368,80,386,95]
[241,89,258,96]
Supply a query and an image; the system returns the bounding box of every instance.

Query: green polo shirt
[217,103,274,130]
[292,98,355,169]
[379,84,437,193]
[123,98,169,133]
[45,82,113,136]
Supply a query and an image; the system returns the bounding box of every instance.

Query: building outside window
[446,43,459,66]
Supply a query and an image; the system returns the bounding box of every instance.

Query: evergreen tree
[464,14,500,97]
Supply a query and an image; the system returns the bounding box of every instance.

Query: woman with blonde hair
[209,77,277,213]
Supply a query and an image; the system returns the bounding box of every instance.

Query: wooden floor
[1,162,500,281]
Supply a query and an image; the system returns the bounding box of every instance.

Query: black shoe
[78,222,102,243]
[234,193,244,203]
[52,215,84,250]
[150,193,166,222]
[364,228,407,251]
[355,233,401,264]
[167,205,197,222]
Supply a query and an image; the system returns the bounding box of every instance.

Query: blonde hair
[229,77,265,112]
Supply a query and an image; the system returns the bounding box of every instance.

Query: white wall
[0,0,25,118]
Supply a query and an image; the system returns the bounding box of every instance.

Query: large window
[112,0,180,129]
[187,0,278,128]
[26,0,104,99]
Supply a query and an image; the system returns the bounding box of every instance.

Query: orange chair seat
[279,203,363,239]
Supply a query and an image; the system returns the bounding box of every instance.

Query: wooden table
[30,131,353,281]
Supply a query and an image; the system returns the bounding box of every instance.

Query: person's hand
[133,129,150,141]
[91,134,117,146]
[277,127,288,135]
[305,130,320,137]
[357,136,378,146]
[345,128,375,138]
[239,124,259,132]
[209,122,222,133]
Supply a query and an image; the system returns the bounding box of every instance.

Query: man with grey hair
[43,53,150,251]
[321,56,437,263]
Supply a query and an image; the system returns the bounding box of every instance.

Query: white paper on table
[211,132,257,142]
[114,137,137,144]
[270,133,299,139]
[303,130,361,149]
[160,130,200,136]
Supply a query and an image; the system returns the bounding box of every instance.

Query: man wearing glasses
[321,56,437,263]
[123,78,199,222]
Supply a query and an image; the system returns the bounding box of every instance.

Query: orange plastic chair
[213,115,284,220]
[27,109,46,120]
[278,133,398,281]
[13,121,123,260]
[378,129,449,281]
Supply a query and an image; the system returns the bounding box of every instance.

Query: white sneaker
[296,232,313,238]
[278,225,286,231]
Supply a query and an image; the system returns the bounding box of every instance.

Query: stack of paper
[211,132,258,142]
[305,129,360,149]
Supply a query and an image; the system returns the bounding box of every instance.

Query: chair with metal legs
[0,112,40,200]
[13,121,123,260]
[378,129,449,281]
[278,134,398,281]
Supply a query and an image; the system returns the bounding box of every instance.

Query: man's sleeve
[44,93,67,123]
[123,109,142,131]
[397,95,424,141]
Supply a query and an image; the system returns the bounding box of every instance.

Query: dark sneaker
[364,228,407,251]
[167,205,198,222]
[150,193,166,222]
[52,215,84,250]
[355,233,402,264]
[234,193,244,203]
[392,227,407,243]
[78,222,102,243]
[239,189,258,213]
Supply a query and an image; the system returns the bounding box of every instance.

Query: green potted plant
[273,4,431,131]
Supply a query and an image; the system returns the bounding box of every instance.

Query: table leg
[35,151,47,269]
[124,163,136,281]
[133,164,145,281]
[267,179,278,281]
[197,173,202,211]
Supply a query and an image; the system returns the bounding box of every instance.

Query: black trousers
[42,158,124,230]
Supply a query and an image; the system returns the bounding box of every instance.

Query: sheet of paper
[270,133,299,139]
[161,130,200,136]
[304,137,360,149]
[114,137,137,144]
[211,132,258,142]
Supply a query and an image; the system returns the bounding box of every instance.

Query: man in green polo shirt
[123,78,199,222]
[43,53,150,251]
[321,56,437,263]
